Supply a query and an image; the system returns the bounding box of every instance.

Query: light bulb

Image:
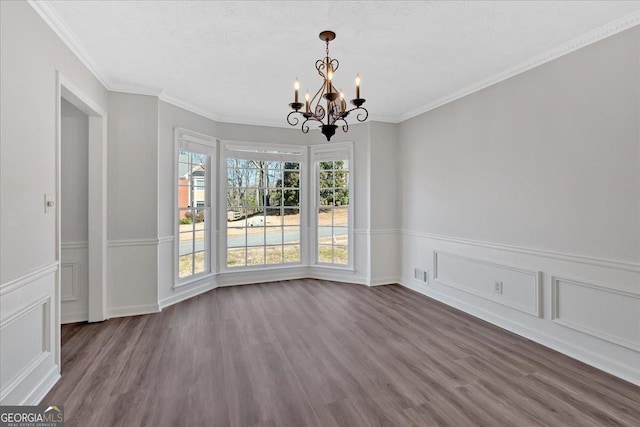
[305,90,310,101]
[294,79,299,90]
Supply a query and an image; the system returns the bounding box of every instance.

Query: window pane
[319,189,333,206]
[283,226,300,245]
[318,210,332,227]
[227,227,246,248]
[247,247,264,265]
[227,248,246,267]
[179,231,194,256]
[284,245,300,263]
[283,190,300,206]
[265,208,282,225]
[317,226,334,245]
[318,245,333,263]
[265,245,283,264]
[333,208,348,227]
[179,151,190,163]
[319,161,333,170]
[178,254,193,278]
[335,171,349,189]
[268,189,282,206]
[227,208,243,224]
[319,170,334,188]
[283,170,300,188]
[333,246,349,265]
[265,227,283,245]
[246,226,265,246]
[194,232,206,253]
[194,251,207,274]
[284,208,300,224]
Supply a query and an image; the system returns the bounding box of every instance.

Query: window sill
[219,263,305,275]
[310,263,355,272]
[173,272,217,290]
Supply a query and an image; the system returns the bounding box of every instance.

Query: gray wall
[399,26,639,262]
[61,99,89,244]
[0,0,108,283]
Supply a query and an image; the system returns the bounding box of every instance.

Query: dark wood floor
[44,280,640,427]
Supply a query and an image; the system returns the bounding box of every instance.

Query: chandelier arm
[315,104,326,121]
[286,111,301,126]
[310,84,324,109]
[301,116,323,134]
[342,106,368,123]
[335,117,349,134]
[355,107,369,122]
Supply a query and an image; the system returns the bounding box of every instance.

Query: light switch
[45,194,55,214]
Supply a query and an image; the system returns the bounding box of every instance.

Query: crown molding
[398,10,640,123]
[109,85,164,97]
[27,0,111,90]
[158,93,226,123]
[29,1,639,126]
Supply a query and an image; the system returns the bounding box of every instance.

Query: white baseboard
[61,311,88,324]
[160,281,218,309]
[26,365,60,405]
[107,303,160,319]
[398,279,640,386]
[368,276,400,287]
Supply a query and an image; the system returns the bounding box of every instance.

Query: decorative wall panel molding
[0,296,51,401]
[0,262,59,296]
[60,262,78,302]
[107,238,163,248]
[551,275,640,352]
[61,241,88,250]
[433,250,542,317]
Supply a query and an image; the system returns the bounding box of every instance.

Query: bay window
[223,144,306,269]
[175,128,216,284]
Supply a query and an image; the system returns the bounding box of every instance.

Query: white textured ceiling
[38,1,640,126]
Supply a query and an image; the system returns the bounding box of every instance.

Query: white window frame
[310,141,354,270]
[174,127,217,287]
[220,141,307,271]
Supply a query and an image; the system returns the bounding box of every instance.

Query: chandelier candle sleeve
[286,31,369,142]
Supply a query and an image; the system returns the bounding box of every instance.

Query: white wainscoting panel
[0,266,59,405]
[61,242,88,323]
[552,276,640,352]
[107,239,160,318]
[60,262,78,301]
[399,231,640,385]
[433,250,542,317]
[0,297,50,393]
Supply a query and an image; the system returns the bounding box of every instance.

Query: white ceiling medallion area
[28,1,640,127]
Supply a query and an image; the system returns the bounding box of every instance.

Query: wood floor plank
[44,280,640,426]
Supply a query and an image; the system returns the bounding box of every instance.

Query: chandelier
[287,31,368,141]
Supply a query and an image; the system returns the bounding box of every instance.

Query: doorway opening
[55,72,107,364]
